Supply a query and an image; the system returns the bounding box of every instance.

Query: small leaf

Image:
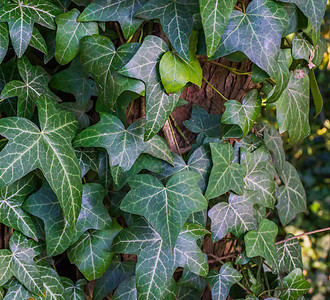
[29,27,47,54]
[2,279,34,300]
[0,23,8,63]
[279,268,311,300]
[207,262,242,300]
[61,278,86,300]
[205,142,245,200]
[244,219,278,269]
[120,171,207,248]
[112,276,137,300]
[55,9,98,65]
[276,162,306,226]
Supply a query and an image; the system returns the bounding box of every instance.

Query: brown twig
[275,227,330,245]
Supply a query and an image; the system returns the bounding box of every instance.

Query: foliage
[0,0,328,299]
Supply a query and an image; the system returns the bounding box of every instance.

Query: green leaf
[222,89,261,138]
[73,113,173,177]
[205,142,244,200]
[212,0,290,101]
[112,276,137,300]
[199,0,236,57]
[68,222,122,280]
[112,218,208,300]
[79,35,145,110]
[244,219,278,269]
[280,0,327,30]
[0,95,82,228]
[0,0,60,57]
[159,31,202,94]
[277,234,303,274]
[78,0,147,39]
[24,182,111,256]
[276,69,310,145]
[120,171,207,248]
[1,56,56,119]
[61,278,86,300]
[75,147,99,177]
[279,268,311,300]
[309,69,323,117]
[0,232,44,295]
[50,57,97,106]
[135,0,199,60]
[55,8,98,65]
[206,262,242,300]
[0,23,8,63]
[29,27,47,54]
[241,147,276,208]
[276,162,306,226]
[208,193,257,242]
[93,256,135,300]
[119,35,181,139]
[2,279,34,300]
[0,174,37,240]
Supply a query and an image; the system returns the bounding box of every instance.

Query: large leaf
[135,0,199,60]
[276,162,306,226]
[0,95,82,228]
[0,174,37,240]
[199,0,236,57]
[0,232,44,295]
[120,171,207,248]
[206,263,242,300]
[79,35,145,110]
[275,69,310,145]
[222,89,261,138]
[208,193,257,242]
[212,0,290,101]
[277,234,303,274]
[112,276,137,300]
[0,0,61,57]
[278,268,311,300]
[205,142,245,200]
[244,219,278,269]
[55,8,98,65]
[67,222,122,280]
[119,35,180,140]
[78,0,147,39]
[24,182,111,256]
[112,218,209,300]
[1,56,56,119]
[1,279,34,300]
[73,113,173,179]
[281,0,327,30]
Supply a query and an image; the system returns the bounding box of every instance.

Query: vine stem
[275,227,330,245]
[258,288,286,298]
[204,60,252,76]
[167,117,182,157]
[202,76,229,101]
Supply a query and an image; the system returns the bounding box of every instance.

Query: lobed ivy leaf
[0,174,37,240]
[120,171,207,248]
[244,219,278,269]
[78,0,147,39]
[24,182,111,256]
[112,218,209,300]
[79,35,145,110]
[199,0,236,57]
[1,279,34,300]
[112,276,137,300]
[0,23,8,63]
[1,56,56,119]
[207,262,243,300]
[278,268,311,300]
[276,69,310,145]
[277,234,303,274]
[222,89,261,138]
[75,147,99,177]
[0,231,44,295]
[0,0,61,57]
[0,95,82,228]
[73,113,173,180]
[205,142,245,200]
[135,0,199,61]
[208,193,257,242]
[61,278,86,300]
[55,8,99,65]
[276,161,306,226]
[118,34,180,140]
[67,222,122,280]
[281,0,327,30]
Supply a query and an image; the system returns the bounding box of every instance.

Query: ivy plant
[0,0,327,299]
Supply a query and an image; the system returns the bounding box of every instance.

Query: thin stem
[170,114,190,146]
[125,101,134,126]
[275,227,330,245]
[204,60,252,75]
[168,118,182,157]
[114,22,125,44]
[239,0,246,13]
[202,76,229,101]
[258,288,286,298]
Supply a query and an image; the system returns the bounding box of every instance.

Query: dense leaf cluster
[0,0,327,299]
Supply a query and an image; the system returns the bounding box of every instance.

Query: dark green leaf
[61,278,86,300]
